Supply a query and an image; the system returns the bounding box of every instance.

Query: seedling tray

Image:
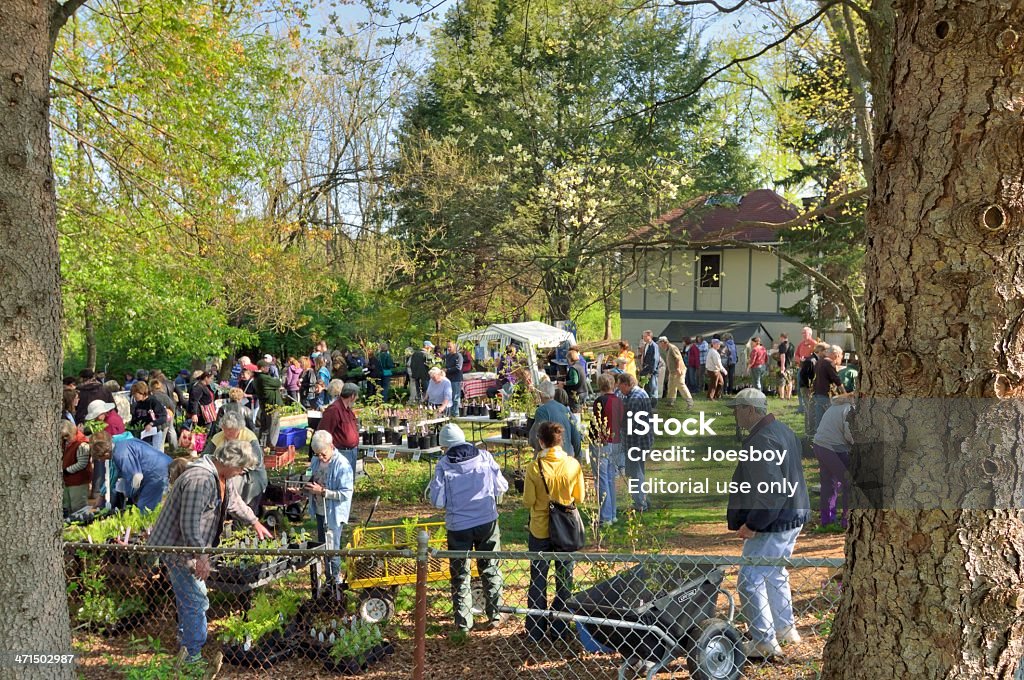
[221,629,294,669]
[321,641,395,675]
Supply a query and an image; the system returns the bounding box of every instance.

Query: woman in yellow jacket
[523,421,585,642]
[618,341,638,378]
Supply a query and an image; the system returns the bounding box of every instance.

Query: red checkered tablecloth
[462,377,499,399]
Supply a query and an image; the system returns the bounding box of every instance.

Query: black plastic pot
[100,611,150,638]
[391,431,403,446]
[430,433,439,448]
[489,409,501,420]
[501,425,511,439]
[418,434,431,449]
[222,629,294,669]
[321,641,395,676]
[459,405,468,417]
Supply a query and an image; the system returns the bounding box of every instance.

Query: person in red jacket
[316,381,360,473]
[686,337,702,394]
[61,421,92,514]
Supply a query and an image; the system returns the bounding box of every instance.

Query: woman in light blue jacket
[306,430,354,582]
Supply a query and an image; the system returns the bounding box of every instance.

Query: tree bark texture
[823,2,1024,678]
[0,3,74,679]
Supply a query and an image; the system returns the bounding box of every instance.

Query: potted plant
[323,621,394,675]
[220,590,303,668]
[69,559,149,636]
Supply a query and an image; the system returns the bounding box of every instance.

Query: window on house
[698,253,721,288]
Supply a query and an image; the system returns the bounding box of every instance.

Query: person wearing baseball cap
[428,424,508,634]
[262,354,280,379]
[725,388,809,659]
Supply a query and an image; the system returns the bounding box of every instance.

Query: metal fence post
[412,529,429,680]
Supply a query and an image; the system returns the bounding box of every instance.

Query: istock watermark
[625,410,717,436]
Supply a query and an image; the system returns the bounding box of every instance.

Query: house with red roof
[620,189,811,350]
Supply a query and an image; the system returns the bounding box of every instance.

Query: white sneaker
[742,639,782,659]
[777,626,802,644]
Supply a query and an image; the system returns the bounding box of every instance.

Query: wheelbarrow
[498,562,743,680]
[566,562,743,680]
[316,498,483,625]
[260,474,309,530]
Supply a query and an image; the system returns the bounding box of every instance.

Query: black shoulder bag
[537,459,585,551]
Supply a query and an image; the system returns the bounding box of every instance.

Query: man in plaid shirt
[149,440,273,664]
[615,372,653,512]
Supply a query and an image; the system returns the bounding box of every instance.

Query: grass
[642,394,817,519]
[325,393,823,552]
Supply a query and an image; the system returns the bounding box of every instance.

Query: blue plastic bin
[276,427,307,448]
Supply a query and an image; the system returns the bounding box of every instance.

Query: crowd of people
[58,325,859,665]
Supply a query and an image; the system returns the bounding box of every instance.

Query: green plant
[218,590,303,646]
[81,420,108,435]
[64,504,161,543]
[328,621,384,663]
[268,401,305,417]
[69,558,147,632]
[217,527,290,565]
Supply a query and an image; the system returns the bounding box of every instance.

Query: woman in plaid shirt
[148,441,273,664]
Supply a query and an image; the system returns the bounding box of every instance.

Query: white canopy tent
[458,321,577,385]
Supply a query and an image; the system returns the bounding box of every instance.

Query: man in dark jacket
[75,369,114,423]
[798,343,828,436]
[616,372,654,512]
[444,340,464,416]
[410,342,432,403]
[639,329,661,409]
[726,388,809,659]
[255,360,283,447]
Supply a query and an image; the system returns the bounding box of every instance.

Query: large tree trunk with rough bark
[822,2,1024,678]
[0,2,74,678]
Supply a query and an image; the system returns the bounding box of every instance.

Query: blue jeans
[339,447,357,475]
[450,381,462,416]
[685,366,697,392]
[811,395,830,436]
[750,365,767,391]
[591,444,619,523]
[315,514,345,582]
[738,526,801,644]
[135,477,167,513]
[624,451,648,511]
[166,563,210,658]
[381,375,391,403]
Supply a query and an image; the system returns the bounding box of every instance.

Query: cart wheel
[470,580,486,616]
[685,618,744,680]
[261,509,288,532]
[284,503,305,523]
[358,588,396,624]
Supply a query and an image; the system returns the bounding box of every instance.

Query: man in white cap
[428,423,508,634]
[262,354,280,379]
[705,338,726,400]
[725,388,809,659]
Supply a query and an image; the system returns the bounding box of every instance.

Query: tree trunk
[0,2,75,677]
[84,310,96,372]
[822,2,1024,678]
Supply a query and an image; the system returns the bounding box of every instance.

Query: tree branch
[597,0,837,126]
[707,239,863,341]
[50,0,89,49]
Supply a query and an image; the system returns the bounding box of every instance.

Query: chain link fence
[64,539,841,678]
